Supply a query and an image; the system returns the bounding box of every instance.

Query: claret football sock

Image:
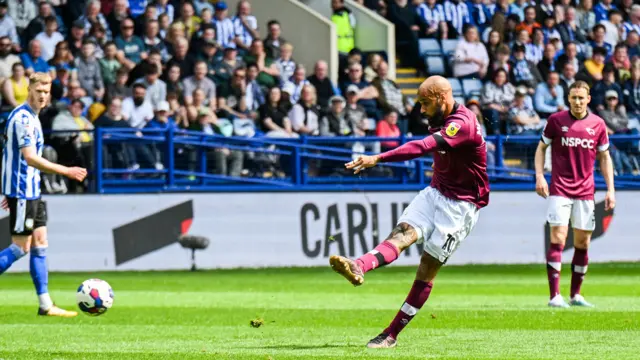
[571,248,588,298]
[384,280,433,339]
[0,244,26,274]
[30,247,51,310]
[546,243,564,300]
[355,241,399,273]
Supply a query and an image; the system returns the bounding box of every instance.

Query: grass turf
[1,263,640,359]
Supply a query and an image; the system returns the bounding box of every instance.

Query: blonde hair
[281,42,293,52]
[569,80,590,93]
[29,72,52,87]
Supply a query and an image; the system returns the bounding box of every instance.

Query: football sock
[355,241,399,273]
[30,247,51,309]
[546,243,564,300]
[384,280,433,339]
[571,248,588,298]
[0,244,26,274]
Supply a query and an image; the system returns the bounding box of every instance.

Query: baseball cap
[72,19,85,29]
[605,90,618,99]
[329,95,345,104]
[215,1,228,11]
[346,84,360,94]
[155,101,170,112]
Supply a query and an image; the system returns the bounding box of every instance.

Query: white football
[76,279,114,316]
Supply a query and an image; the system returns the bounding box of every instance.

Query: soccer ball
[76,279,114,316]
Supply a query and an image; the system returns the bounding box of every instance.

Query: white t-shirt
[34,31,64,61]
[122,97,154,129]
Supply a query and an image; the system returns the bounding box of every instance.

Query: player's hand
[535,174,549,199]
[64,167,87,182]
[345,155,380,174]
[0,197,7,211]
[605,190,615,211]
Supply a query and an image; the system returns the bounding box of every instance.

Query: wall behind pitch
[1,191,635,272]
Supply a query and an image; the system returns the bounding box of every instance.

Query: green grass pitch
[1,263,640,359]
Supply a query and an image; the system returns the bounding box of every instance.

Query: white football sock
[39,293,53,311]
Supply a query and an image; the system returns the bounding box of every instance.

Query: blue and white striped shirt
[444,1,471,36]
[213,17,237,49]
[416,3,445,27]
[2,103,43,200]
[233,15,258,48]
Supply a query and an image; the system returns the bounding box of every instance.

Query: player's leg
[367,192,479,348]
[546,196,572,308]
[0,198,32,274]
[329,188,431,286]
[568,200,595,307]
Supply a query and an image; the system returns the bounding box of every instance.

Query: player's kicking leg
[329,223,418,286]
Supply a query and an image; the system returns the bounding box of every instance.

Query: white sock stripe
[547,262,561,271]
[400,302,419,316]
[573,265,588,274]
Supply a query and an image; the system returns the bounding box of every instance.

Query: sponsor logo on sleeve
[445,122,461,137]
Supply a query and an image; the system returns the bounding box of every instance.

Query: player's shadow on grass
[241,344,360,350]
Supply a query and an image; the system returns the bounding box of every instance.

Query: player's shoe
[548,294,570,308]
[37,305,78,318]
[569,294,594,307]
[329,255,364,286]
[366,333,397,348]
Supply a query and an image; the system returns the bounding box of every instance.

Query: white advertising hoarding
[1,191,636,272]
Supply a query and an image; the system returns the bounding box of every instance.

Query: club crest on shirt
[25,218,34,230]
[561,126,569,133]
[445,122,461,137]
[586,127,595,136]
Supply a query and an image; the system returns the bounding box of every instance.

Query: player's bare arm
[534,141,550,198]
[20,146,87,182]
[597,150,615,211]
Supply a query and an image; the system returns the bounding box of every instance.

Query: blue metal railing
[79,127,640,194]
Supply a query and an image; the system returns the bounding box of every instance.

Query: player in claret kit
[534,80,615,308]
[0,72,87,317]
[329,76,490,348]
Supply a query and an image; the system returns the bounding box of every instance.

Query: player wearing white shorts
[0,73,87,317]
[329,76,489,348]
[534,80,615,308]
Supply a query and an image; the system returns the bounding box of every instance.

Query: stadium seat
[425,56,446,75]
[454,96,466,105]
[441,39,458,56]
[448,78,463,97]
[419,39,442,57]
[462,79,483,98]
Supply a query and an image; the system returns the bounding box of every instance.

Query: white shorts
[546,196,595,231]
[397,186,480,263]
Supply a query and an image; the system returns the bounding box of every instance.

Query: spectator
[509,0,529,22]
[175,2,201,39]
[129,0,149,20]
[185,88,214,125]
[509,44,543,95]
[136,63,167,109]
[364,54,383,83]
[593,0,616,23]
[576,0,596,40]
[1,62,28,112]
[259,86,296,138]
[245,63,265,112]
[289,84,320,135]
[416,0,447,40]
[159,14,171,39]
[591,65,624,112]
[0,0,20,53]
[87,23,109,59]
[307,60,337,109]
[487,44,510,81]
[34,16,64,62]
[216,67,251,119]
[484,30,503,62]
[155,0,175,24]
[285,65,310,104]
[585,24,613,58]
[166,37,196,78]
[0,36,20,81]
[611,43,632,82]
[20,39,50,76]
[599,89,637,174]
[584,46,608,83]
[601,10,625,50]
[555,42,584,75]
[526,28,545,64]
[343,85,368,136]
[199,38,222,79]
[558,7,587,47]
[213,1,236,50]
[263,20,286,60]
[320,95,355,136]
[122,82,154,129]
[340,62,379,119]
[79,0,112,41]
[467,99,495,171]
[623,62,640,120]
[183,60,217,107]
[623,6,640,41]
[94,96,143,171]
[443,0,471,38]
[376,110,401,150]
[75,39,105,100]
[537,43,558,81]
[516,6,541,36]
[534,71,566,118]
[387,0,425,71]
[624,31,639,61]
[67,20,86,58]
[371,61,409,118]
[481,68,515,134]
[134,4,156,38]
[99,42,122,86]
[115,18,146,68]
[332,0,356,56]
[213,46,243,85]
[233,0,259,53]
[560,62,578,104]
[535,0,554,24]
[8,0,37,35]
[275,42,295,84]
[453,25,489,79]
[143,19,168,62]
[541,16,561,50]
[164,64,184,100]
[107,0,129,39]
[508,86,542,135]
[244,39,279,88]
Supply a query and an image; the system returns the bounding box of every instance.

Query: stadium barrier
[90,128,640,194]
[0,191,635,272]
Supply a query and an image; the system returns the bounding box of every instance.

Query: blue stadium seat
[462,79,483,98]
[441,39,458,56]
[425,56,445,75]
[419,39,442,57]
[448,78,463,97]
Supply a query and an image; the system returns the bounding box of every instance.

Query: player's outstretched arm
[20,146,87,182]
[345,136,440,174]
[534,141,550,198]
[597,150,615,211]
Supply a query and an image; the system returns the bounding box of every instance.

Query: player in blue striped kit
[0,72,87,317]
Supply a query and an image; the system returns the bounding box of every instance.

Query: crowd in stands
[0,0,638,193]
